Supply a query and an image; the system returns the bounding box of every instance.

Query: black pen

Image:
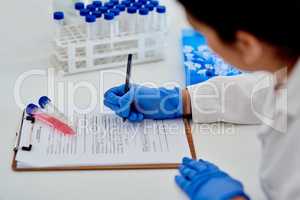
[123,54,133,122]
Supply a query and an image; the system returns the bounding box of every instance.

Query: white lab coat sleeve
[187,72,276,124]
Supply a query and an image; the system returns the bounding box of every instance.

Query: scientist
[104,1,300,200]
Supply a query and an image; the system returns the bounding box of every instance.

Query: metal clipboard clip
[14,111,35,152]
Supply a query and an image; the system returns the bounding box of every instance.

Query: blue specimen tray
[182,29,241,86]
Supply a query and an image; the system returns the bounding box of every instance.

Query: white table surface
[0,0,265,199]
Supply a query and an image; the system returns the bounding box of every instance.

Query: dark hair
[177,1,300,58]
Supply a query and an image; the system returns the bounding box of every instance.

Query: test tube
[27,103,75,135]
[74,2,85,14]
[155,5,166,32]
[78,8,90,32]
[92,10,102,38]
[146,3,154,31]
[125,6,137,35]
[74,2,85,26]
[38,96,69,123]
[103,12,115,39]
[137,7,149,33]
[110,8,120,36]
[117,4,126,35]
[38,97,77,132]
[53,11,65,40]
[85,14,97,40]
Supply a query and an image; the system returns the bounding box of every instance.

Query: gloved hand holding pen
[103,84,183,122]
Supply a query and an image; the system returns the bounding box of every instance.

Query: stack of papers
[15,113,192,168]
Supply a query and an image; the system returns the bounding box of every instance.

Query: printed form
[16,114,192,167]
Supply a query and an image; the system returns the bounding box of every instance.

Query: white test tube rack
[50,23,167,75]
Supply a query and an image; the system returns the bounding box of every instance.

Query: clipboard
[12,112,197,172]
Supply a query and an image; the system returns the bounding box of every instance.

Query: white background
[0,0,265,199]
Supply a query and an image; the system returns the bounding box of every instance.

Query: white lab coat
[188,59,300,200]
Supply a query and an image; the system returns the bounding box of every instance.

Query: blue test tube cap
[86,4,96,12]
[110,8,120,16]
[75,2,85,10]
[121,0,131,7]
[138,0,147,4]
[206,68,216,77]
[92,1,102,7]
[80,8,90,16]
[53,11,64,20]
[26,103,39,115]
[92,10,102,18]
[85,14,96,23]
[156,5,166,13]
[110,0,119,5]
[105,2,115,9]
[133,2,143,8]
[139,7,149,15]
[99,6,108,13]
[104,12,115,20]
[146,3,154,11]
[38,96,51,109]
[127,6,137,14]
[150,0,159,7]
[116,4,126,11]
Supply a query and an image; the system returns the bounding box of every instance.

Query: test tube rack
[50,23,167,75]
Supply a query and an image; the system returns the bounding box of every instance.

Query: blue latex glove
[104,84,183,122]
[175,157,250,200]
